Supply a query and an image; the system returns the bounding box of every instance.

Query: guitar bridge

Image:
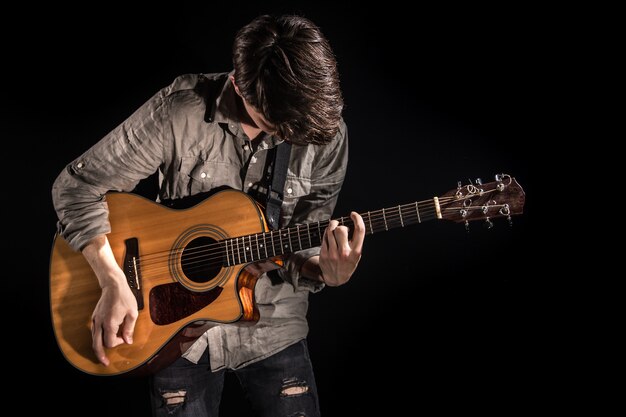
[123,238,144,310]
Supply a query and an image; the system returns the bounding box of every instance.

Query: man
[52,14,364,417]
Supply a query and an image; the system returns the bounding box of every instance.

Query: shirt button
[250,156,257,164]
[243,145,250,151]
[76,162,84,169]
[248,182,253,187]
[287,188,293,194]
[200,172,207,179]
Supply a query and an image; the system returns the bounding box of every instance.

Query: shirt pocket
[179,157,241,196]
[280,175,312,226]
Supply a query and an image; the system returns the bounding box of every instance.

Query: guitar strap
[265,141,292,230]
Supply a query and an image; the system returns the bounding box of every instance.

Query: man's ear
[230,75,242,97]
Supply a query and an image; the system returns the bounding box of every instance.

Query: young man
[52,14,364,417]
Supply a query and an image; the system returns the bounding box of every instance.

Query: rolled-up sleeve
[52,88,169,251]
[279,121,349,291]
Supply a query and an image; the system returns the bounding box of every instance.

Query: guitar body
[49,189,274,376]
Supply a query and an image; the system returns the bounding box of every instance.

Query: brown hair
[232,14,343,145]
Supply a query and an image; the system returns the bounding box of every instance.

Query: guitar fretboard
[222,198,440,266]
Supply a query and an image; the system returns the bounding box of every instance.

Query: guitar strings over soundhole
[181,236,222,283]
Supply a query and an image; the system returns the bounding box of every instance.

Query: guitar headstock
[438,174,525,229]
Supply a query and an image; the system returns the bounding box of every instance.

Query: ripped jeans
[149,339,320,417]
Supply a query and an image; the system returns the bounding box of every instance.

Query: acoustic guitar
[49,174,525,376]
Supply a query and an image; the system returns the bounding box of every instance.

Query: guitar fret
[255,234,261,260]
[241,237,247,263]
[307,223,312,248]
[248,236,253,261]
[367,211,373,234]
[317,221,322,241]
[398,205,404,227]
[286,229,293,252]
[230,239,235,266]
[278,230,283,254]
[382,208,388,231]
[235,238,241,264]
[262,232,268,258]
[296,225,302,250]
[415,202,421,223]
[224,240,230,266]
[270,230,276,256]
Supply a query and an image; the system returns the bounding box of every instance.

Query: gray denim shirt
[51,72,348,371]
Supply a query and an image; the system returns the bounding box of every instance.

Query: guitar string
[172,199,505,273]
[131,203,431,263]
[136,201,487,276]
[134,188,505,273]
[134,209,442,275]
[178,214,442,274]
[133,197,477,273]
[133,195,461,268]
[134,199,494,274]
[136,203,441,265]
[136,187,499,269]
[169,199,501,272]
[134,205,454,273]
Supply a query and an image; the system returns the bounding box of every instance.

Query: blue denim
[150,339,320,416]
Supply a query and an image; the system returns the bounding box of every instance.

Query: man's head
[232,14,343,145]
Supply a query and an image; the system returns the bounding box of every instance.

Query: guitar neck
[222,197,440,266]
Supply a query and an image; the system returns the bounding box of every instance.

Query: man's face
[240,97,277,136]
[230,75,277,136]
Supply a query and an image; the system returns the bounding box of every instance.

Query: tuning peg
[475,178,482,186]
[484,218,493,229]
[457,181,462,189]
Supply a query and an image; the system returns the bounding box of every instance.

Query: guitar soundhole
[181,236,221,283]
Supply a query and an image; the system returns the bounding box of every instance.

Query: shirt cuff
[278,247,324,293]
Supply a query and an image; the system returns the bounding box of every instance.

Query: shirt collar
[210,71,284,148]
[212,71,237,127]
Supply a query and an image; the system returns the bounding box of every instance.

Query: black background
[7,2,544,415]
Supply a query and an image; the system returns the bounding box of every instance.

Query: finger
[91,319,110,366]
[103,322,125,348]
[349,212,366,252]
[332,226,351,252]
[121,311,138,345]
[324,220,339,249]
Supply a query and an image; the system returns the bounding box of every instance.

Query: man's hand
[91,277,138,366]
[82,235,138,366]
[319,211,365,286]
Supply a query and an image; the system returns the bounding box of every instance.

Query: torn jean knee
[280,377,310,397]
[159,389,187,414]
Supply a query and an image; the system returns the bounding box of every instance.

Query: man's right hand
[82,235,138,366]
[91,274,138,366]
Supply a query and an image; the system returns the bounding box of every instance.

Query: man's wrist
[300,255,325,283]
